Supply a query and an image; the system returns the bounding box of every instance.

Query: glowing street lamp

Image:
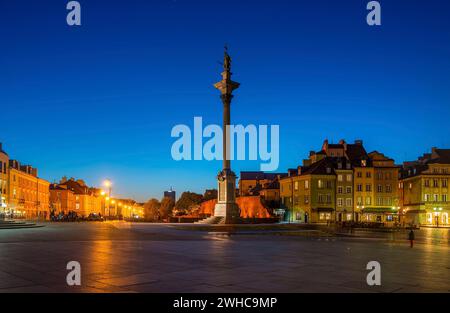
[103,179,112,217]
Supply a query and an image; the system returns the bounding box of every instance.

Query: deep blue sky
[1,0,450,201]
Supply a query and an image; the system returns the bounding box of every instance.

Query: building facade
[0,143,9,216]
[280,139,399,224]
[400,148,450,227]
[54,178,102,217]
[8,160,50,219]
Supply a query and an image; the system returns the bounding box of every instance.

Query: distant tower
[164,187,176,202]
[213,46,240,223]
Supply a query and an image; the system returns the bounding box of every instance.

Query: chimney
[355,139,363,146]
[297,166,302,175]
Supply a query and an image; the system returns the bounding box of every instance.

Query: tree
[159,196,175,219]
[203,189,218,201]
[144,198,160,221]
[175,192,203,212]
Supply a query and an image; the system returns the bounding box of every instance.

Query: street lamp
[103,180,112,218]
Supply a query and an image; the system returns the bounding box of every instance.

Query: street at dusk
[0,223,448,293]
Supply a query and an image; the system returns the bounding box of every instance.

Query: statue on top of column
[223,45,232,72]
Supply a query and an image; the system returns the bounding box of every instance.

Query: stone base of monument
[214,202,241,224]
[0,220,43,229]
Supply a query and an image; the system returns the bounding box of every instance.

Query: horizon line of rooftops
[240,139,450,180]
[2,139,450,184]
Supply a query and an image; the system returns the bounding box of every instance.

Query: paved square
[0,222,448,293]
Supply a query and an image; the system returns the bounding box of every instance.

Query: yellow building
[400,148,450,227]
[335,161,354,222]
[0,143,9,216]
[353,152,399,224]
[279,139,400,225]
[280,159,337,224]
[8,160,50,220]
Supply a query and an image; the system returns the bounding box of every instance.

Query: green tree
[175,191,203,212]
[159,196,175,219]
[203,189,218,201]
[144,198,160,221]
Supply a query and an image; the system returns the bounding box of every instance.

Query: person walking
[408,229,415,248]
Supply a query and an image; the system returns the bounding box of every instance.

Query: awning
[362,207,398,214]
[313,208,334,212]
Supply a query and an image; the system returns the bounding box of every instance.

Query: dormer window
[326,167,331,174]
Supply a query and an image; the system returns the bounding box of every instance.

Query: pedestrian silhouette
[408,229,415,248]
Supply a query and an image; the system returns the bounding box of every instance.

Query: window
[337,198,343,207]
[424,179,430,187]
[319,213,332,221]
[366,184,372,192]
[318,194,325,204]
[326,167,331,174]
[442,179,448,188]
[346,186,352,194]
[318,180,323,189]
[377,185,383,192]
[338,175,343,182]
[337,186,343,194]
[304,180,309,189]
[376,197,383,206]
[361,160,367,167]
[294,181,298,191]
[304,195,309,204]
[357,197,363,206]
[377,172,383,180]
[366,197,371,205]
[443,194,447,202]
[386,184,392,193]
[425,194,431,202]
[434,194,439,202]
[433,179,439,188]
[326,181,332,189]
[345,198,352,207]
[357,184,363,192]
[326,194,332,203]
[346,174,352,182]
[366,172,371,178]
[357,172,362,178]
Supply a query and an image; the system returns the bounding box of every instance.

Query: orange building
[8,160,50,219]
[55,178,102,217]
[49,184,76,214]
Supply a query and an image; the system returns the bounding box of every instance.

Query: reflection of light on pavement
[107,220,132,229]
[420,227,450,246]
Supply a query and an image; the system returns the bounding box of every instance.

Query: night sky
[1,0,450,201]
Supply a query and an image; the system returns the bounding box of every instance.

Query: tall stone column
[213,47,240,224]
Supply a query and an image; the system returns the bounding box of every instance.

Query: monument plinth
[213,47,240,224]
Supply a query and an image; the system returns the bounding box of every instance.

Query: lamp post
[103,180,112,218]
